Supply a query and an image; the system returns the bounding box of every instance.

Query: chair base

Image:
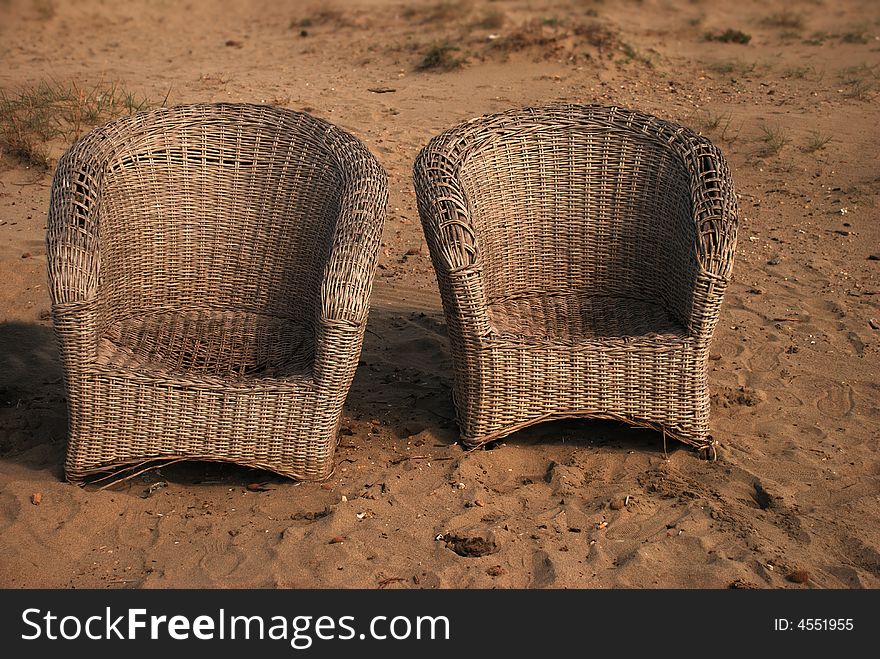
[64,454,335,486]
[448,334,713,458]
[63,370,342,484]
[457,409,716,458]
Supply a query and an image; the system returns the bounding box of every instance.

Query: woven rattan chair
[414,104,737,455]
[48,103,387,482]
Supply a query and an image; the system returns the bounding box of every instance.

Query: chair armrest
[413,145,492,340]
[318,160,387,327]
[682,138,738,338]
[46,142,108,367]
[689,142,738,280]
[313,142,387,386]
[318,125,388,326]
[413,146,479,273]
[652,120,738,339]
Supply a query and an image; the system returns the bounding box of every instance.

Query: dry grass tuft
[33,0,56,20]
[844,78,874,100]
[0,80,157,169]
[403,1,471,25]
[575,21,618,50]
[755,123,789,157]
[840,31,868,44]
[294,8,349,29]
[783,65,817,80]
[416,43,463,71]
[760,11,804,30]
[698,110,726,131]
[840,65,877,100]
[802,31,827,46]
[705,29,752,44]
[696,111,741,144]
[707,59,758,76]
[489,18,619,63]
[802,131,833,153]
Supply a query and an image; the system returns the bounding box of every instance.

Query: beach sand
[0,0,878,588]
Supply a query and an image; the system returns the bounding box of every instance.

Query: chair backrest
[91,104,343,321]
[456,110,696,304]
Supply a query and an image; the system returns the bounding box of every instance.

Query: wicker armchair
[414,104,737,454]
[48,103,387,482]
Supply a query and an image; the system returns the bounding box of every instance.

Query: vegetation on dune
[0,80,159,169]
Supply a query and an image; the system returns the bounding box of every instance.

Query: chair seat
[95,310,314,381]
[487,293,687,344]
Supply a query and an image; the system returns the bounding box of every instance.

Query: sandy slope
[0,0,878,588]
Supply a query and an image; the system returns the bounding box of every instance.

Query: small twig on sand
[377,577,407,589]
[388,454,453,465]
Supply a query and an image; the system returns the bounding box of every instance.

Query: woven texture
[48,103,387,482]
[413,104,737,452]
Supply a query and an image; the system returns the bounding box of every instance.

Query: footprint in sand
[604,518,644,540]
[745,341,783,373]
[837,534,880,580]
[0,491,20,533]
[393,336,448,365]
[529,550,556,588]
[815,380,855,418]
[825,565,865,588]
[850,382,880,416]
[198,542,244,579]
[712,335,746,361]
[771,387,804,409]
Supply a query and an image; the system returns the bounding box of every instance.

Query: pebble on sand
[787,569,811,584]
[31,493,42,505]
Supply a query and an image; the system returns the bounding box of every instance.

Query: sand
[0,0,878,589]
